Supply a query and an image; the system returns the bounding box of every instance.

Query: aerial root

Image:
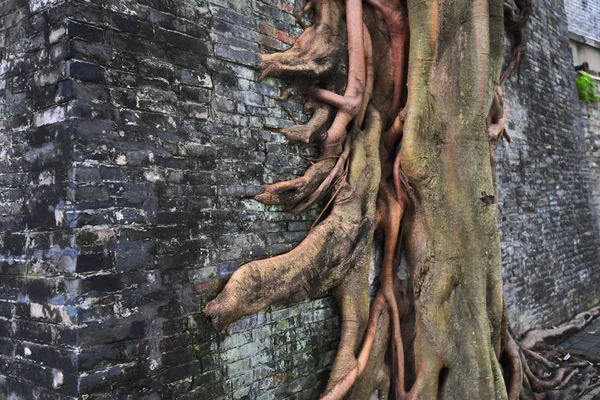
[523,348,557,370]
[295,0,314,29]
[258,0,346,81]
[500,43,527,87]
[256,0,371,212]
[321,294,387,400]
[501,0,531,85]
[577,381,600,399]
[488,0,530,154]
[321,280,411,400]
[294,138,351,213]
[366,0,410,154]
[503,333,523,400]
[383,113,405,153]
[279,104,333,144]
[522,351,566,391]
[275,86,297,101]
[352,304,392,400]
[520,305,600,349]
[298,17,374,213]
[488,87,509,149]
[310,88,361,114]
[356,22,374,129]
[204,108,383,334]
[364,0,409,119]
[312,0,366,147]
[555,368,578,390]
[310,159,349,229]
[375,182,408,399]
[319,136,411,400]
[393,148,414,204]
[254,157,337,209]
[509,306,600,400]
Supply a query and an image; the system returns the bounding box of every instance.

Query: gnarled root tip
[280,105,333,144]
[203,288,239,333]
[254,157,338,209]
[256,0,346,82]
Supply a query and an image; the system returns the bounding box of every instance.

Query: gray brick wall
[582,98,600,233]
[498,0,600,335]
[565,0,600,42]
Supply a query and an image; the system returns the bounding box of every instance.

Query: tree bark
[202,1,590,398]
[399,0,506,397]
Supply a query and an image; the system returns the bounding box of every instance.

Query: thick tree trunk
[400,0,506,398]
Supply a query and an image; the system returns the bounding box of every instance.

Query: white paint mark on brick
[113,297,136,319]
[29,0,62,12]
[49,26,65,44]
[199,72,212,88]
[195,110,209,119]
[34,64,66,87]
[30,303,45,319]
[116,154,127,165]
[147,272,156,283]
[33,106,66,127]
[144,169,162,182]
[54,200,65,227]
[26,142,57,163]
[23,347,31,357]
[38,170,55,185]
[52,369,64,388]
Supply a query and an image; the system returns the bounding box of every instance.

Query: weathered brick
[66,20,104,42]
[67,60,105,83]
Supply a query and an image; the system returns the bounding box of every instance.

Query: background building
[565,0,600,71]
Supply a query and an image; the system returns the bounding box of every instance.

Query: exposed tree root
[321,294,387,400]
[295,0,314,29]
[501,0,531,86]
[258,0,346,82]
[203,0,599,398]
[521,305,600,350]
[496,304,600,400]
[278,104,334,144]
[518,347,600,400]
[255,156,338,209]
[205,107,384,388]
[488,87,510,148]
[364,0,408,120]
